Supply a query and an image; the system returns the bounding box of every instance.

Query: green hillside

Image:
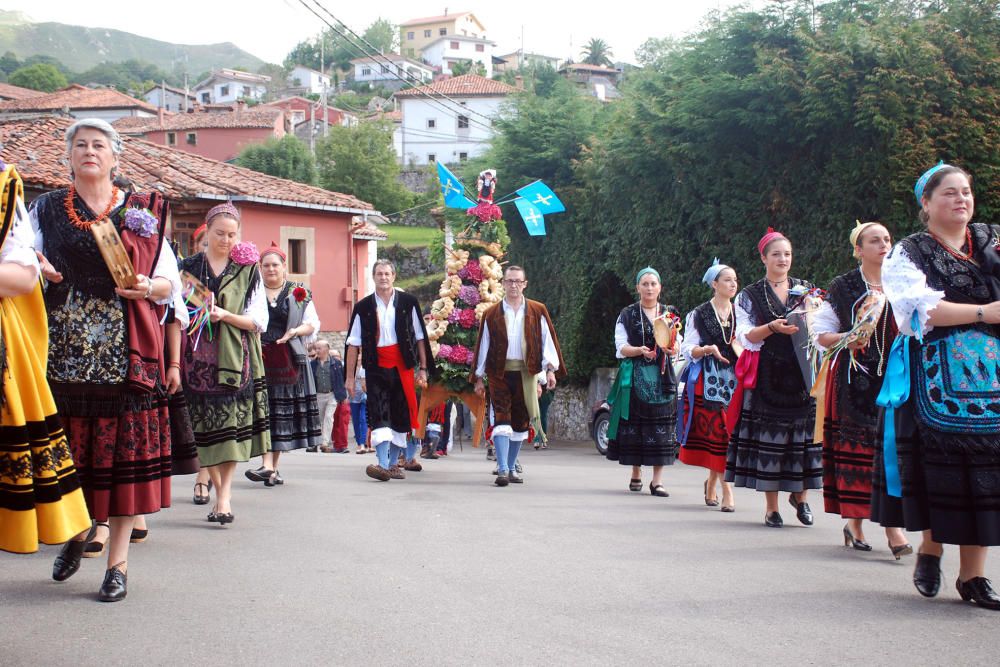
[0,11,267,75]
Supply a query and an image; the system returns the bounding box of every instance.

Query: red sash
[378,344,419,430]
[725,350,760,432]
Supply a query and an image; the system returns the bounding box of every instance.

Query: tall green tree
[492,0,1000,382]
[9,63,66,91]
[363,18,399,53]
[581,38,614,66]
[315,121,413,213]
[236,135,318,186]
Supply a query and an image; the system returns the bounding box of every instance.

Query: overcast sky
[4,0,753,66]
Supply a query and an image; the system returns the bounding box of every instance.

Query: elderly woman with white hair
[28,118,181,602]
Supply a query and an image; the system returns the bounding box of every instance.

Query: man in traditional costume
[473,265,566,486]
[345,260,434,481]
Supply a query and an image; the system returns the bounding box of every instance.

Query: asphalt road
[1,440,994,665]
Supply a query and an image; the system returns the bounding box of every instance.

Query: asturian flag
[515,199,547,236]
[515,181,565,215]
[436,162,477,209]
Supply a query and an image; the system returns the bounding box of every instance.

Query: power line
[295,0,499,132]
[306,0,500,126]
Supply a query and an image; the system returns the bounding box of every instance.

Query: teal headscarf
[636,267,660,284]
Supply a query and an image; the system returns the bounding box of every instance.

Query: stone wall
[380,244,436,277]
[543,368,618,442]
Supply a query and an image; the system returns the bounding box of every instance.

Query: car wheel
[593,412,610,456]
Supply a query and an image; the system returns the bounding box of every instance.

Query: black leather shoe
[52,537,88,582]
[216,512,234,525]
[957,577,1000,610]
[913,553,942,597]
[98,564,127,602]
[764,511,783,528]
[788,494,813,525]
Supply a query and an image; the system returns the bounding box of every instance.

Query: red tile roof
[0,116,374,214]
[0,82,46,101]
[350,219,388,240]
[113,108,284,133]
[394,74,517,98]
[0,84,157,113]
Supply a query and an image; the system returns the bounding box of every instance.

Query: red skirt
[822,358,876,520]
[59,389,172,521]
[678,375,729,473]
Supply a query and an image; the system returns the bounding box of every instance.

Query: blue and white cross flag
[515,181,565,214]
[436,162,477,209]
[514,198,547,236]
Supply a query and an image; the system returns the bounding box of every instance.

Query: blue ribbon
[676,359,702,445]
[875,312,920,497]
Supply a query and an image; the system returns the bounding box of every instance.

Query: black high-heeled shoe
[628,478,642,492]
[98,562,127,602]
[843,524,872,551]
[888,541,913,560]
[52,527,94,582]
[956,577,1000,610]
[649,482,669,497]
[913,552,943,597]
[216,512,234,525]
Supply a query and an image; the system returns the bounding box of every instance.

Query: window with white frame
[220,84,229,96]
[362,67,371,77]
[457,115,469,129]
[427,153,436,163]
[427,119,436,129]
[424,29,431,38]
[450,41,459,50]
[475,44,485,52]
[440,28,447,35]
[407,31,415,40]
[459,152,468,161]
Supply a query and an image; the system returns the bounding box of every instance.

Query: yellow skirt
[0,282,91,553]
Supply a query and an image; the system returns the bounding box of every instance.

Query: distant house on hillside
[558,63,623,101]
[113,105,286,162]
[400,11,487,59]
[287,65,331,96]
[394,74,516,166]
[494,50,561,74]
[263,96,355,128]
[143,83,196,112]
[349,54,434,91]
[420,35,496,78]
[193,69,270,105]
[0,82,45,102]
[0,84,156,122]
[1,115,385,332]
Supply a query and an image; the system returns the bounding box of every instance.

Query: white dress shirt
[475,299,560,377]
[346,289,425,347]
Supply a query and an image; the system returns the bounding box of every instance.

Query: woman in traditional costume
[606,267,681,497]
[0,162,91,555]
[679,259,739,512]
[30,118,180,601]
[244,243,320,486]
[876,163,1000,609]
[726,230,822,528]
[812,222,911,557]
[179,204,269,525]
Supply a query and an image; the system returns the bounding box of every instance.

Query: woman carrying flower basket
[30,118,181,601]
[244,243,321,486]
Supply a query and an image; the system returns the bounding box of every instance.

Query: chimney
[158,107,164,128]
[514,75,524,90]
[236,99,245,119]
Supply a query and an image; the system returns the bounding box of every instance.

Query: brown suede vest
[472,299,566,382]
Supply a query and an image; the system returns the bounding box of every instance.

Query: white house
[142,83,196,112]
[420,36,496,78]
[393,74,517,166]
[494,50,561,74]
[287,65,331,96]
[193,69,270,105]
[349,54,434,91]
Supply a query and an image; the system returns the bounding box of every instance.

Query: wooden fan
[90,218,137,289]
[180,270,212,308]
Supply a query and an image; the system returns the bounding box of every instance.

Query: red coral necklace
[929,228,974,263]
[64,184,119,231]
